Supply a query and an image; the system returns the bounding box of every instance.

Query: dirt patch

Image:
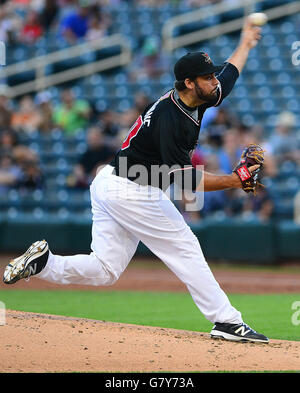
[1,258,300,373]
[0,310,299,373]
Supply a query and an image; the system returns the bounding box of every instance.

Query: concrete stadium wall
[1,217,300,264]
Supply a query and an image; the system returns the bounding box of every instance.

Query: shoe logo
[235,326,251,336]
[28,264,37,276]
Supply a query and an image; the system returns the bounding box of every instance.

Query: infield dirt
[0,258,300,373]
[1,309,300,373]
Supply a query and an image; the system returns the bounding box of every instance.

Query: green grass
[0,290,300,341]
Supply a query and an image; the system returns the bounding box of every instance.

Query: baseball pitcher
[3,18,268,343]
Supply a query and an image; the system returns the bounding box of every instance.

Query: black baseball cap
[174,52,223,81]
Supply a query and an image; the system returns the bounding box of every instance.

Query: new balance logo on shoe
[235,325,251,336]
[27,264,37,276]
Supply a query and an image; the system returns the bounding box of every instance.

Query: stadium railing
[2,34,132,98]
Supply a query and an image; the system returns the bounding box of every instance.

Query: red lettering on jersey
[121,115,143,150]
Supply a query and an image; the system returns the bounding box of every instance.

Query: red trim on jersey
[121,115,143,150]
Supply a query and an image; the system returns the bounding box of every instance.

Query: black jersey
[110,62,239,191]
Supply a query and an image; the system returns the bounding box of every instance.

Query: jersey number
[121,115,143,150]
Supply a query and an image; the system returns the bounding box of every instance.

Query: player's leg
[3,166,139,286]
[36,210,139,286]
[101,181,268,342]
[101,182,242,325]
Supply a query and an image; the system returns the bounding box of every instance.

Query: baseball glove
[233,143,265,194]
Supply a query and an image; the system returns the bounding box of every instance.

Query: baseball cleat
[3,240,49,284]
[210,322,269,343]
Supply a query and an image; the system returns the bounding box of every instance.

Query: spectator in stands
[201,154,228,217]
[0,126,44,191]
[0,6,14,44]
[241,187,274,222]
[201,106,218,130]
[59,1,91,44]
[0,152,22,194]
[0,4,23,45]
[115,91,152,147]
[86,14,106,41]
[175,153,227,221]
[240,124,278,179]
[134,91,152,113]
[0,128,18,156]
[39,0,59,33]
[267,111,300,166]
[34,90,54,133]
[11,95,41,133]
[205,107,239,151]
[0,85,13,130]
[17,156,44,190]
[216,128,243,174]
[19,9,43,44]
[97,110,120,139]
[52,88,91,136]
[86,4,111,41]
[213,106,238,129]
[67,125,116,189]
[11,144,43,190]
[13,144,38,167]
[223,188,244,217]
[128,36,170,81]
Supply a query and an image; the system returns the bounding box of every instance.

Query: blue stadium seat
[95,99,108,112]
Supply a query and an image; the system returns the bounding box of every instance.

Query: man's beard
[194,81,218,104]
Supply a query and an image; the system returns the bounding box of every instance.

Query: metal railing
[163,0,300,52]
[2,34,132,98]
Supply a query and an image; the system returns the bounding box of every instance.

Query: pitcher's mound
[1,310,299,372]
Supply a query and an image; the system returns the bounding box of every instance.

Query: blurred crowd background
[0,0,300,225]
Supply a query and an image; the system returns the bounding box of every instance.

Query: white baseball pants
[38,165,242,324]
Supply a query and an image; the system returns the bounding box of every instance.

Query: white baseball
[248,12,268,26]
